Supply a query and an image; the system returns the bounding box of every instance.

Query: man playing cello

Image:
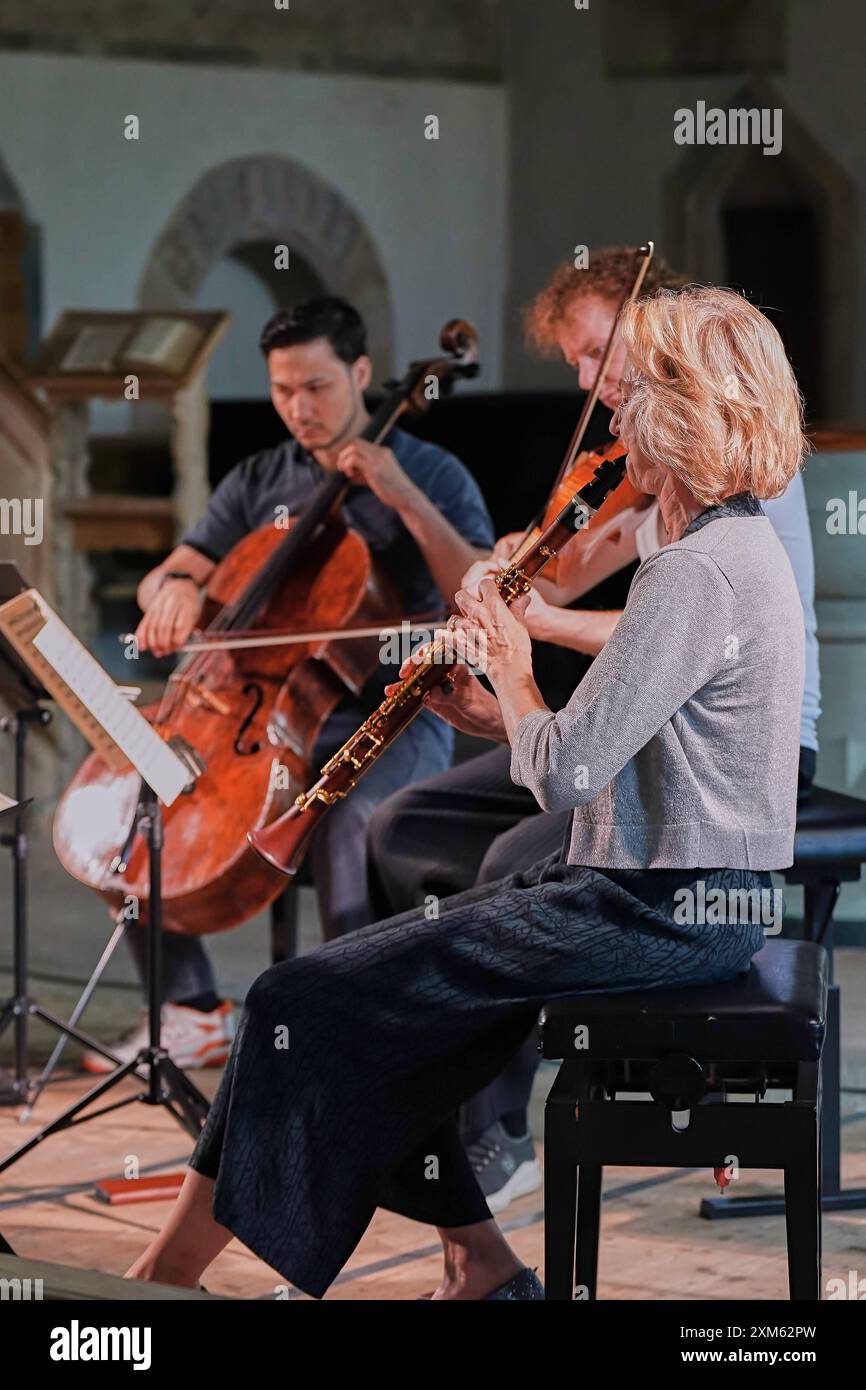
[82,295,493,1074]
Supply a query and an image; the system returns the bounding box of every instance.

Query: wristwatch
[159,570,200,591]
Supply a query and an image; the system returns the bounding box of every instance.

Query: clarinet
[248,453,628,876]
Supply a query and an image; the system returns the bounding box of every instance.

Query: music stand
[1,564,122,1104]
[0,577,208,1175]
[0,792,33,1109]
[0,799,17,1249]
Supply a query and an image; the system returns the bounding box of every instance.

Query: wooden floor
[2,1065,865,1300]
[4,848,865,1299]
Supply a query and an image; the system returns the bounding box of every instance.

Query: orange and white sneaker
[81,1000,236,1074]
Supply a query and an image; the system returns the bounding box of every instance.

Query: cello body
[53,517,400,934]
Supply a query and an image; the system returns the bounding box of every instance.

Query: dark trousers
[367,744,569,1139]
[190,855,767,1298]
[367,741,817,1140]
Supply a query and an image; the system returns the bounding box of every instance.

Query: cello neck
[361,390,411,448]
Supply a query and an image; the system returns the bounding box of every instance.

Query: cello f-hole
[234,682,264,756]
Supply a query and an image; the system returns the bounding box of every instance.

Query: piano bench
[538,938,829,1301]
[787,784,866,942]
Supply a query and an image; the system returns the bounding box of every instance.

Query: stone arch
[664,79,857,420]
[137,154,395,375]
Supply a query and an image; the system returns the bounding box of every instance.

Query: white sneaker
[466,1121,543,1214]
[82,1000,236,1074]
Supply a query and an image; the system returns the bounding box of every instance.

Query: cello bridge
[167,735,206,790]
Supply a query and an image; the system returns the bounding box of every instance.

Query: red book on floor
[94,1174,185,1205]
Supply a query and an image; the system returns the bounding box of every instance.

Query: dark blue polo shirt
[182,426,494,737]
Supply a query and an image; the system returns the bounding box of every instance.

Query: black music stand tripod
[0,776,210,1176]
[0,562,209,1172]
[0,642,124,1105]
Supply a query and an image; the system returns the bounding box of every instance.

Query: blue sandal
[417,1266,545,1300]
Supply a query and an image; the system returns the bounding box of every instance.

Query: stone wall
[0,51,508,401]
[502,0,866,419]
[0,0,503,82]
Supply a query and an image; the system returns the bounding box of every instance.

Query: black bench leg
[784,1124,821,1300]
[822,981,841,1194]
[575,1164,602,1299]
[544,1082,578,1300]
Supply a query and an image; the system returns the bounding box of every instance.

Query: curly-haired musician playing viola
[128,285,805,1300]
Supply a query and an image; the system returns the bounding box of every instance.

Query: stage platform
[2,836,866,1299]
[2,999,865,1300]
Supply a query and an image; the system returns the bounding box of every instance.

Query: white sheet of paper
[32,615,189,806]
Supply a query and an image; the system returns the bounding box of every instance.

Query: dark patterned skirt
[189,854,769,1297]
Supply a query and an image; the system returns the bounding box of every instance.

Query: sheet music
[59,323,129,373]
[123,317,202,373]
[0,591,189,806]
[0,792,17,813]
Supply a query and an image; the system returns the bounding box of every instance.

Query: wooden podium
[26,309,228,650]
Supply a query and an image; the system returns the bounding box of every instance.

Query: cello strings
[153,396,410,729]
[185,394,409,654]
[154,487,341,727]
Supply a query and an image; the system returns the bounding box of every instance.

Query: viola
[507,241,655,577]
[508,437,641,582]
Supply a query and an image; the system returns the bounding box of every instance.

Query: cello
[53,321,480,935]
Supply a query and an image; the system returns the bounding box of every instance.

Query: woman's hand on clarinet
[451,577,533,683]
[382,579,533,742]
[461,531,526,594]
[491,531,524,563]
[460,554,550,639]
[447,581,548,743]
[460,554,502,596]
[384,652,506,743]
